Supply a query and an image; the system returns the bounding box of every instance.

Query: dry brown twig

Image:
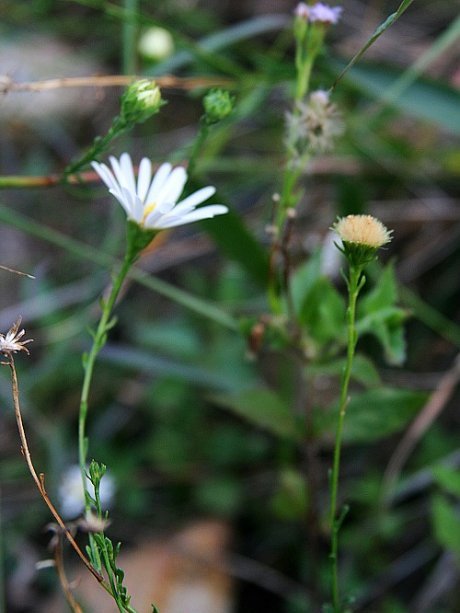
[382,353,460,503]
[0,73,233,95]
[51,529,85,613]
[0,264,35,278]
[2,347,104,586]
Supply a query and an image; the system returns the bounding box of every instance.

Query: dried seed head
[285,90,344,165]
[0,317,33,356]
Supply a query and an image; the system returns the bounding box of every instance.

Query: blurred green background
[0,1,459,611]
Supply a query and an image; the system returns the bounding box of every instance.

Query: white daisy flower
[91,153,228,230]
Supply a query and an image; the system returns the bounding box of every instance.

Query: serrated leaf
[316,387,427,444]
[431,494,460,556]
[211,387,301,440]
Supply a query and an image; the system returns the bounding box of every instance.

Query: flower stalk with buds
[77,152,227,610]
[187,88,235,177]
[294,3,343,101]
[328,215,392,612]
[268,5,343,314]
[64,80,164,178]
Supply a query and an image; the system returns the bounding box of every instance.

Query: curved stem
[5,354,105,586]
[78,254,132,510]
[328,265,363,612]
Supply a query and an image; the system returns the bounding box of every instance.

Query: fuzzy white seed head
[333,215,392,248]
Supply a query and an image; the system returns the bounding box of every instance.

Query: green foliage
[431,494,460,558]
[271,469,308,521]
[343,63,460,134]
[358,264,407,365]
[432,465,460,498]
[211,387,301,440]
[298,276,346,345]
[1,1,459,611]
[317,388,427,444]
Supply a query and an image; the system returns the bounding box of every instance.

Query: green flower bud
[88,460,107,487]
[120,79,164,126]
[203,89,234,125]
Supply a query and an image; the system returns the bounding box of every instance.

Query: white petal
[145,163,173,204]
[109,156,126,189]
[93,162,124,201]
[155,205,228,228]
[131,193,145,223]
[119,186,139,221]
[120,153,136,194]
[137,157,152,202]
[109,188,131,216]
[172,186,216,216]
[156,166,187,207]
[143,206,168,228]
[109,154,135,194]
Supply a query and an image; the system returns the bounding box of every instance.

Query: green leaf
[271,469,308,520]
[333,0,415,87]
[211,387,301,440]
[309,353,381,388]
[361,264,397,312]
[290,251,322,316]
[357,265,407,365]
[350,354,381,387]
[299,277,345,344]
[317,388,427,444]
[431,494,460,557]
[432,465,460,498]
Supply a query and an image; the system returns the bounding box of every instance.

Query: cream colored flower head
[333,215,392,248]
[92,153,228,230]
[0,317,33,355]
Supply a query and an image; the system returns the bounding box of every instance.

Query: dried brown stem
[0,74,232,95]
[53,533,84,613]
[382,353,460,502]
[4,353,104,584]
[0,264,35,278]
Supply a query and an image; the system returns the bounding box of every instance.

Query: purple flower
[309,2,343,24]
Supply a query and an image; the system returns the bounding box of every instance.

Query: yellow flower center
[142,201,156,222]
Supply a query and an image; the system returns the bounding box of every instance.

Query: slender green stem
[64,118,126,178]
[77,252,135,610]
[328,265,363,612]
[187,120,209,178]
[295,56,313,102]
[78,254,132,506]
